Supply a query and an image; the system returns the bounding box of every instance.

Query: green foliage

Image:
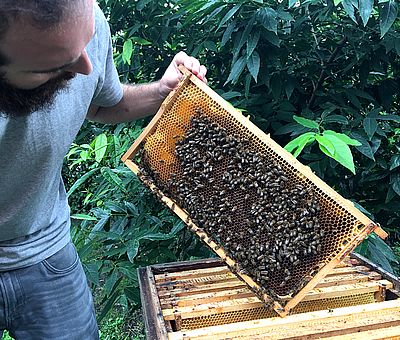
[172,0,400,262]
[63,121,212,321]
[1,331,13,340]
[62,0,400,326]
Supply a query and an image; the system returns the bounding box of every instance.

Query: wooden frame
[124,66,388,316]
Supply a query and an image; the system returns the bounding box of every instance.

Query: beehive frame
[122,66,388,317]
[138,255,400,339]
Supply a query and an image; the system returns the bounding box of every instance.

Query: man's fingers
[173,51,207,83]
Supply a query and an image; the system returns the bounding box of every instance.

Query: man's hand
[87,52,207,124]
[159,51,207,98]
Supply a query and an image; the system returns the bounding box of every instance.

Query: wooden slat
[162,280,393,320]
[137,267,169,339]
[167,299,400,340]
[159,271,382,307]
[160,287,254,308]
[157,268,381,300]
[155,266,232,283]
[322,325,400,340]
[326,265,371,276]
[155,259,357,283]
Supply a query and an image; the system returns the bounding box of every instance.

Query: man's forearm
[87,82,166,124]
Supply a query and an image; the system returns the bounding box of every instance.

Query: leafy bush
[63,0,400,324]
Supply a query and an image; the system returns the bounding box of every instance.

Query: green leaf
[324,130,361,146]
[316,135,335,156]
[71,214,97,221]
[264,31,280,46]
[140,232,176,241]
[323,115,349,124]
[247,51,260,82]
[204,40,218,51]
[130,36,152,45]
[289,0,298,8]
[94,133,108,163]
[221,91,242,100]
[217,4,242,30]
[284,132,316,157]
[392,173,400,196]
[342,0,357,23]
[233,17,255,62]
[293,115,319,130]
[82,263,100,285]
[127,240,140,263]
[390,155,400,170]
[88,216,109,240]
[359,0,374,26]
[100,167,126,192]
[122,39,133,65]
[285,76,296,99]
[323,132,357,174]
[380,0,398,38]
[221,21,236,47]
[270,74,282,100]
[98,278,123,322]
[225,55,246,85]
[363,117,378,140]
[170,220,185,235]
[257,7,277,33]
[247,30,260,59]
[67,168,99,197]
[334,0,343,5]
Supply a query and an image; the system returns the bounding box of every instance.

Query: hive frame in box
[138,255,400,339]
[122,66,388,317]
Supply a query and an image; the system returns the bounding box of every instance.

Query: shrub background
[61,0,400,329]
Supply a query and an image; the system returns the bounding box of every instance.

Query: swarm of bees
[141,115,325,299]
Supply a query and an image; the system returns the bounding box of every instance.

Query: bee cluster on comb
[141,114,325,300]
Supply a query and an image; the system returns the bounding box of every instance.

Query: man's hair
[0,0,77,66]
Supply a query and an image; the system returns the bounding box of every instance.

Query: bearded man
[0,0,207,338]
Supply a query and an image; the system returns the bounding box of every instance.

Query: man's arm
[87,51,207,123]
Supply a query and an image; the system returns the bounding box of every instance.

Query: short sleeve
[91,6,123,107]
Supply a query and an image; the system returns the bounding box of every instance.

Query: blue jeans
[0,241,99,339]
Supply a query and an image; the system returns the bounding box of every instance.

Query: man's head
[0,0,95,118]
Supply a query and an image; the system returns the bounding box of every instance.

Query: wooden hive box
[122,66,388,316]
[138,254,400,339]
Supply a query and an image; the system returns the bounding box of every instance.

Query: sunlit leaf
[323,132,357,174]
[94,133,108,163]
[284,132,316,157]
[71,214,97,221]
[324,130,361,146]
[293,115,319,129]
[316,135,335,156]
[122,39,133,64]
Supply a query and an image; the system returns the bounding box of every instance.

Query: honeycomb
[180,292,377,330]
[126,70,380,315]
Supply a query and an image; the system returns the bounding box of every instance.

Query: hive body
[122,66,386,316]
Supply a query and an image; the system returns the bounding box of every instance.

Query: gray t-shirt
[0,5,123,270]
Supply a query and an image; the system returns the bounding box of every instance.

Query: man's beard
[0,72,76,118]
